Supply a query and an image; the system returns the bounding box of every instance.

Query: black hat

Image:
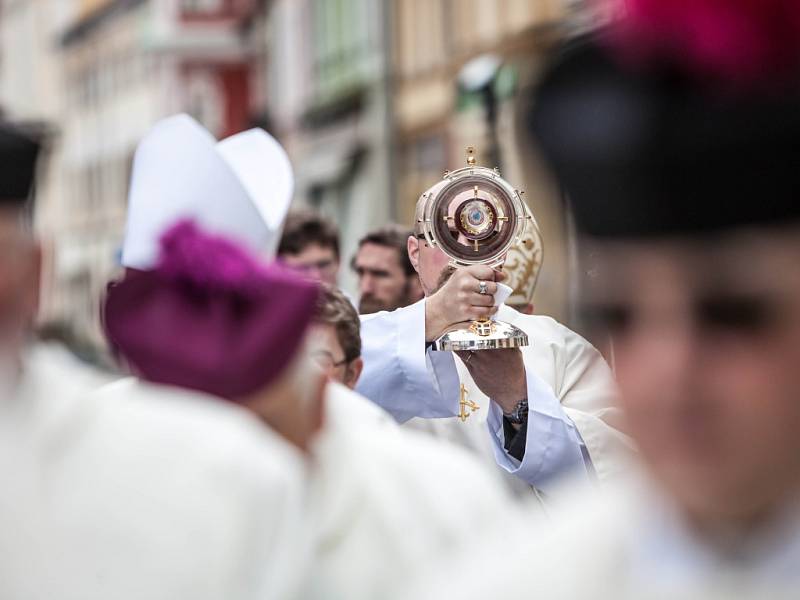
[0,122,41,205]
[528,34,800,239]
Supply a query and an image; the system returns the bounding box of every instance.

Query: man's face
[307,322,362,389]
[584,230,800,524]
[407,235,456,296]
[353,242,419,313]
[279,243,339,286]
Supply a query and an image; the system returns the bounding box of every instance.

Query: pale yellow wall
[79,0,113,18]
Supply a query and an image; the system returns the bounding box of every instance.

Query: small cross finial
[466,146,476,166]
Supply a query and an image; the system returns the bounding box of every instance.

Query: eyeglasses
[310,350,350,371]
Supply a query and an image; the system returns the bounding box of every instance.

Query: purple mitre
[103,219,319,401]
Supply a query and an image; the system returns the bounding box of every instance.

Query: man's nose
[359,273,376,294]
[631,318,700,390]
[306,266,324,281]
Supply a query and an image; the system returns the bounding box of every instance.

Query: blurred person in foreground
[104,113,391,438]
[278,208,341,286]
[407,0,800,597]
[0,123,309,600]
[355,185,631,496]
[103,114,517,599]
[351,224,423,314]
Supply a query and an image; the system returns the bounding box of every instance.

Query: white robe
[98,372,519,600]
[402,412,535,496]
[0,344,309,600]
[358,299,631,492]
[310,381,526,600]
[402,472,800,599]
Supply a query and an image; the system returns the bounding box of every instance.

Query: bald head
[413,180,449,237]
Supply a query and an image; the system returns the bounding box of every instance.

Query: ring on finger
[478,280,488,295]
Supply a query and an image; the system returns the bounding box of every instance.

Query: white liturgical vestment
[309,381,522,600]
[100,372,518,600]
[357,299,631,492]
[0,344,309,600]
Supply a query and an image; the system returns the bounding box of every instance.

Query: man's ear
[310,370,327,434]
[344,357,363,390]
[407,236,421,274]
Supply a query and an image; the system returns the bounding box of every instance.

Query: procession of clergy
[4,3,800,598]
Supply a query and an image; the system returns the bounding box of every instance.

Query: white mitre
[121,114,294,269]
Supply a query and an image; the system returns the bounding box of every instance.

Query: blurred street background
[0,0,598,361]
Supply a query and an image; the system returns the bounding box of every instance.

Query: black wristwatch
[503,398,528,425]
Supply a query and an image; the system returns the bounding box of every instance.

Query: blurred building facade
[263,0,393,294]
[1,0,260,350]
[262,0,579,318]
[0,0,585,357]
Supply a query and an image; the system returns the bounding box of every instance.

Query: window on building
[185,71,224,136]
[310,0,370,100]
[397,132,447,223]
[396,0,448,76]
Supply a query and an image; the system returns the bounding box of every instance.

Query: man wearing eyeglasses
[309,284,364,390]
